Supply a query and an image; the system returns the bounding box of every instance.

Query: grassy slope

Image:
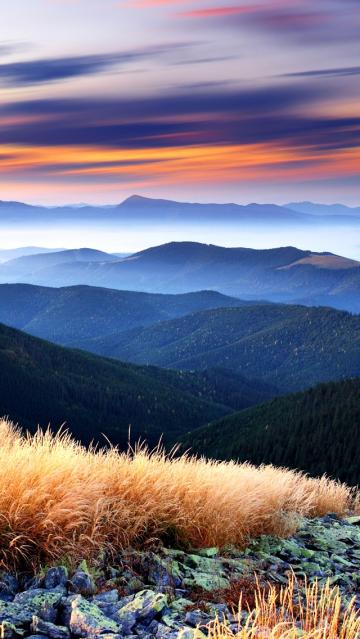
[180,378,360,485]
[0,419,354,569]
[86,304,360,392]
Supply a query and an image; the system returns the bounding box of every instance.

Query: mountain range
[1,195,360,225]
[0,282,358,395]
[0,242,359,311]
[0,284,247,344]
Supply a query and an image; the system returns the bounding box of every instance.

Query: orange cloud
[1,141,359,192]
[178,4,262,18]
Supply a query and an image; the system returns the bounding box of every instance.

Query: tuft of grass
[0,419,357,570]
[203,577,360,639]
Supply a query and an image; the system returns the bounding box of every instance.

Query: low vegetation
[204,577,360,639]
[0,419,357,571]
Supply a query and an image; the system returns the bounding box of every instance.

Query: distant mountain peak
[121,194,150,204]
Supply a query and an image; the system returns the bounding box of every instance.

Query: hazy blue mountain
[92,304,360,393]
[287,201,360,217]
[116,195,309,224]
[179,378,360,485]
[0,248,116,283]
[0,284,248,344]
[1,195,360,226]
[0,241,358,311]
[0,247,64,263]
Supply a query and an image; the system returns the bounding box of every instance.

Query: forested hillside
[0,284,246,344]
[180,378,360,485]
[86,304,360,392]
[0,322,236,448]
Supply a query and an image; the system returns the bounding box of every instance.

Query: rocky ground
[0,514,359,639]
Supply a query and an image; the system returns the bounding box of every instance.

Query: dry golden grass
[0,419,357,570]
[203,577,360,639]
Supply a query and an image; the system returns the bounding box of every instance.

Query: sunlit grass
[203,577,360,639]
[0,419,357,570]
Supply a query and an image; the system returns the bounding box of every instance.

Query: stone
[31,616,70,639]
[344,516,360,525]
[0,621,25,639]
[0,573,18,598]
[69,595,120,637]
[184,611,211,627]
[182,573,229,591]
[196,549,219,559]
[177,629,207,639]
[13,589,64,623]
[114,590,168,630]
[156,623,178,639]
[43,567,68,590]
[147,555,182,592]
[124,577,147,595]
[0,600,34,626]
[70,571,96,597]
[93,589,119,604]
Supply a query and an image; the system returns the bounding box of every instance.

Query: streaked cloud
[0,43,192,86]
[177,1,360,43]
[0,0,359,204]
[282,66,360,79]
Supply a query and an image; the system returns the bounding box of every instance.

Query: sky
[0,0,359,205]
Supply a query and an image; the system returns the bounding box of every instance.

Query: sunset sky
[1,0,360,205]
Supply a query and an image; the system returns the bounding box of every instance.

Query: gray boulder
[69,595,120,637]
[31,616,70,639]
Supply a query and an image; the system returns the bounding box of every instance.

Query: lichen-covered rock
[0,600,34,626]
[156,622,179,639]
[0,588,64,627]
[184,610,211,628]
[13,588,64,623]
[147,554,182,592]
[43,566,68,590]
[0,620,25,639]
[69,595,120,637]
[114,589,168,631]
[177,628,207,639]
[0,513,359,639]
[0,573,18,602]
[31,615,70,639]
[182,573,229,592]
[196,548,219,559]
[71,571,96,597]
[93,589,119,604]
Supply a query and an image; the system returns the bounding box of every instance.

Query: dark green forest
[0,322,234,448]
[90,304,360,392]
[180,378,360,485]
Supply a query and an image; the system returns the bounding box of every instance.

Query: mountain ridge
[0,242,358,311]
